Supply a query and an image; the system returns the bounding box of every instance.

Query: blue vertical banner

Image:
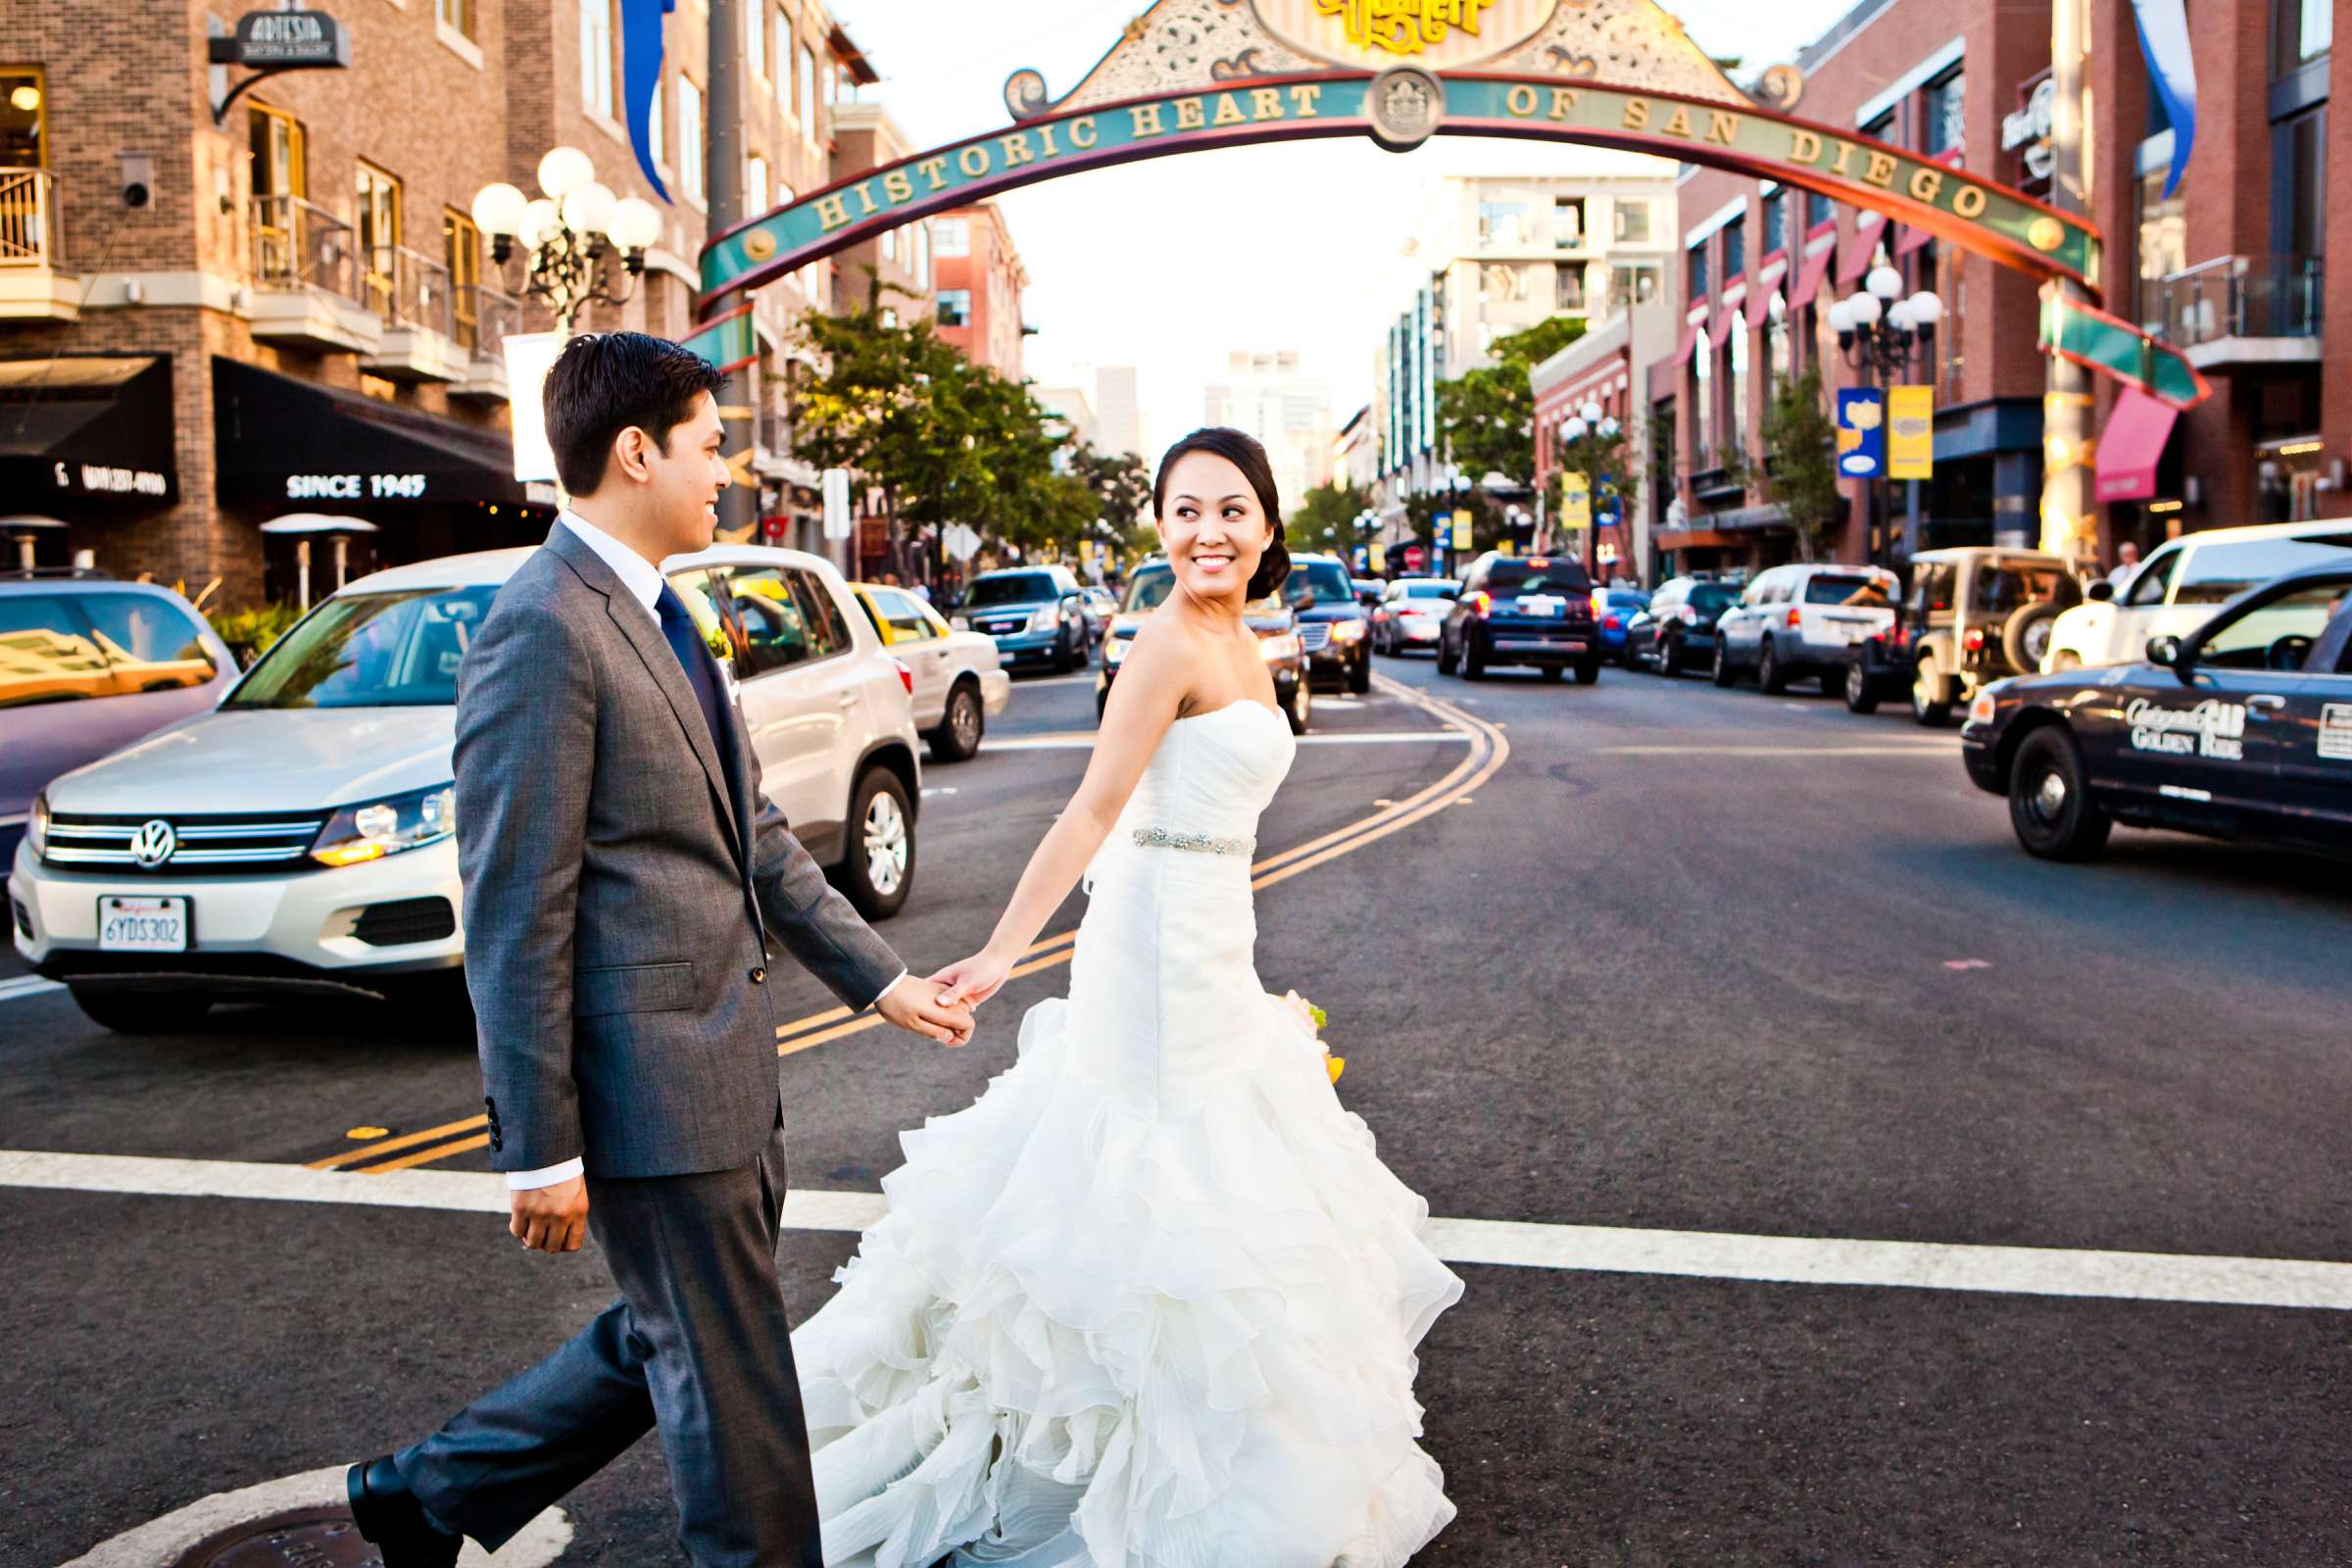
[622,0,676,204]
[1836,388,1886,478]
[2131,0,2197,199]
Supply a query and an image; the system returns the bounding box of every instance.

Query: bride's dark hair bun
[1152,426,1291,602]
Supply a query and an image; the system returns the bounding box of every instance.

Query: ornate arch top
[1004,0,1760,121]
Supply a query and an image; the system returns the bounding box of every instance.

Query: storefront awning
[1666,314,1701,369]
[213,357,526,508]
[2093,388,2180,503]
[0,355,178,507]
[1787,240,1837,311]
[1837,213,1887,285]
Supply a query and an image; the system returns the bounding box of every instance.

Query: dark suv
[1626,575,1740,676]
[1438,552,1600,682]
[952,565,1093,672]
[1283,553,1372,694]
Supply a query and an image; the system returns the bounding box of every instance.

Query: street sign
[1888,385,1935,479]
[1369,541,1386,573]
[1836,388,1886,479]
[1402,543,1425,573]
[1450,510,1473,550]
[1561,470,1592,532]
[210,10,351,69]
[1350,545,1370,572]
[761,515,788,541]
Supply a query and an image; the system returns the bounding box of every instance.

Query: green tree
[1289,480,1374,559]
[1754,364,1844,562]
[1433,316,1589,488]
[1548,419,1642,563]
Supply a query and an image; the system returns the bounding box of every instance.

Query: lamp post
[1557,398,1620,577]
[1830,265,1942,570]
[469,148,662,335]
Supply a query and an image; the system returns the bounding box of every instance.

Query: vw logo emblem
[130,818,176,868]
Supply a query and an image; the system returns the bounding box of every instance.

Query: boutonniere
[1280,989,1344,1083]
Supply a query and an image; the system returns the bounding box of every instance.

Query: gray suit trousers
[395,1119,819,1568]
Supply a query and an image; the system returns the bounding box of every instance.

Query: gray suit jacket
[454,524,905,1179]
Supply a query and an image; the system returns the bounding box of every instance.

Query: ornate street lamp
[1830,264,1943,568]
[470,147,663,334]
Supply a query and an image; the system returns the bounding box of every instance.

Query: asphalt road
[5,651,2349,1566]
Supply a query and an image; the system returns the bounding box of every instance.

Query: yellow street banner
[1888,385,1934,480]
[1369,541,1386,573]
[1561,470,1592,532]
[1450,510,1473,550]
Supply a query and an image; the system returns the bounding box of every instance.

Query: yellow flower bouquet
[1280,990,1344,1083]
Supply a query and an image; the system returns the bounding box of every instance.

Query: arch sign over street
[692,0,2202,409]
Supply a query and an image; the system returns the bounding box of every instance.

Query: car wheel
[928,681,984,762]
[1462,636,1487,680]
[2009,727,2112,861]
[70,988,213,1035]
[1844,658,1881,713]
[1348,652,1372,694]
[2004,602,2063,672]
[1051,628,1075,675]
[1287,674,1312,735]
[1437,633,1459,675]
[1711,639,1737,687]
[1758,638,1788,694]
[1911,659,1953,726]
[840,767,914,920]
[1659,635,1682,678]
[1574,656,1600,685]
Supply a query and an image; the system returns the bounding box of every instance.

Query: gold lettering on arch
[1908,167,1944,204]
[1175,97,1206,130]
[1506,82,1539,117]
[1704,111,1740,144]
[1660,105,1692,138]
[1070,116,1100,148]
[1788,129,1823,164]
[1212,92,1247,126]
[1952,183,1987,219]
[1314,0,1498,57]
[1622,97,1649,130]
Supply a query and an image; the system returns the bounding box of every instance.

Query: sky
[827,0,1864,462]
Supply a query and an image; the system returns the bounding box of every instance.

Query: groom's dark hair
[543,331,726,497]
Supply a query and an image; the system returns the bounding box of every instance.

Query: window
[934,217,969,257]
[648,77,664,167]
[248,104,306,282]
[1553,196,1585,247]
[2175,535,2352,604]
[793,569,854,655]
[1612,197,1651,244]
[437,0,474,40]
[1720,216,1745,281]
[1806,188,1834,229]
[881,226,896,263]
[444,209,480,351]
[1862,110,1896,147]
[1688,244,1709,301]
[1923,71,1965,157]
[1761,191,1787,257]
[913,221,930,289]
[2271,105,2327,258]
[580,0,614,119]
[1690,325,1713,462]
[868,588,937,641]
[0,593,217,708]
[0,67,43,167]
[1726,316,1749,459]
[1482,262,1534,302]
[1608,263,1659,309]
[2134,167,2187,331]
[1767,309,1791,384]
[2274,0,2331,78]
[1555,264,1586,311]
[797,43,816,132]
[687,568,848,674]
[2123,543,2182,606]
[678,77,705,202]
[935,288,971,326]
[745,0,764,77]
[228,589,493,710]
[746,154,768,214]
[1476,200,1529,244]
[355,161,402,318]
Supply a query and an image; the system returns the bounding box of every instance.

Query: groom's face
[639,391,731,555]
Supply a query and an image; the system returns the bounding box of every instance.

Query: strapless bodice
[1103,700,1295,854]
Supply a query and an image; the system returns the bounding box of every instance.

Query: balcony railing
[2153,255,2323,347]
[250,193,359,302]
[456,282,520,359]
[370,244,453,336]
[0,168,59,268]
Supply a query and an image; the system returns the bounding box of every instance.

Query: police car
[1960,563,2352,861]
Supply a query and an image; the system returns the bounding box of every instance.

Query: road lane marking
[305,1114,488,1170]
[1592,745,1957,757]
[363,1131,493,1173]
[0,975,65,1004]
[7,1150,2347,1312]
[987,730,1469,750]
[1006,672,1097,688]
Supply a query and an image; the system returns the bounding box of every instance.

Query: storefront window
[1767,309,1791,385]
[1,67,44,167]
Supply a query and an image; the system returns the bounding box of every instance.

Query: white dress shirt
[508,514,903,1191]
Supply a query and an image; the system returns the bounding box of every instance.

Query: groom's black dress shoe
[348,1455,464,1568]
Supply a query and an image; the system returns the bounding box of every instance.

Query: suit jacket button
[749,966,766,984]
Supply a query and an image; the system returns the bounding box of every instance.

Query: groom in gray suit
[348,332,973,1568]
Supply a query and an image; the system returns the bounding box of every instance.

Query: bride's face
[1157,452,1271,603]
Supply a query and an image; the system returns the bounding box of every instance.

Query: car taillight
[892,657,914,695]
[1963,627,1985,653]
[1466,591,1493,618]
[1603,614,1621,630]
[1785,608,1802,628]
[1678,605,1698,625]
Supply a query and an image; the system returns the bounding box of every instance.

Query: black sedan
[1626,576,1740,676]
[1962,564,2352,861]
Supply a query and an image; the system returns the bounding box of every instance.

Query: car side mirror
[2086,579,2115,603]
[2146,632,2195,682]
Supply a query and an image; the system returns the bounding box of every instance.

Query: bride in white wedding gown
[791,428,1463,1568]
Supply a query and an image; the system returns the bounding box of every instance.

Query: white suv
[2044,520,2352,670]
[1712,563,1898,693]
[11,543,922,1033]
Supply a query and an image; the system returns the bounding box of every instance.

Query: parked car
[1624,576,1740,676]
[1097,558,1311,732]
[1712,563,1898,694]
[2043,520,2352,671]
[1439,553,1601,682]
[1351,577,1384,609]
[11,544,923,1033]
[951,565,1095,672]
[850,580,1011,761]
[1284,553,1372,694]
[1593,587,1651,664]
[1847,548,2082,722]
[1079,585,1118,647]
[1,569,241,865]
[1372,577,1458,655]
[1962,564,2352,861]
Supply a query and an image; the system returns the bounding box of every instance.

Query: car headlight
[26,792,49,858]
[1967,690,1998,726]
[1258,632,1301,662]
[1028,607,1059,633]
[312,782,458,867]
[1330,619,1365,643]
[1104,636,1129,666]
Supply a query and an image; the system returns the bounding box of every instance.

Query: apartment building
[929,203,1027,379]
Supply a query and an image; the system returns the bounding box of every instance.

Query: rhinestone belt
[1131,826,1254,858]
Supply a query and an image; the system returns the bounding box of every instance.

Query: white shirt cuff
[506,1158,585,1191]
[870,969,907,1010]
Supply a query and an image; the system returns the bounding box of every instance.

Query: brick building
[0,0,870,604]
[1531,295,1679,581]
[1648,0,2343,583]
[928,203,1027,379]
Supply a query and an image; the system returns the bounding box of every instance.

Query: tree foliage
[1289,480,1375,559]
[1434,316,1589,488]
[1754,364,1845,562]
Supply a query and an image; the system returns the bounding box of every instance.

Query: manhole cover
[170,1505,380,1567]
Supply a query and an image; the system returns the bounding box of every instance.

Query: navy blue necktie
[654,583,733,776]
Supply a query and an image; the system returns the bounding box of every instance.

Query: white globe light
[1866,265,1904,301]
[562,180,616,237]
[1886,300,1916,332]
[1847,291,1884,326]
[1827,299,1854,333]
[469,181,528,238]
[1906,290,1945,327]
[1598,416,1621,438]
[517,197,561,248]
[609,195,662,251]
[537,145,595,200]
[1562,417,1589,442]
[1579,400,1604,423]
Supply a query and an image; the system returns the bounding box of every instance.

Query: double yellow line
[322,676,1505,1176]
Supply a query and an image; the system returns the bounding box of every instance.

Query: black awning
[0,354,178,507]
[213,357,524,508]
